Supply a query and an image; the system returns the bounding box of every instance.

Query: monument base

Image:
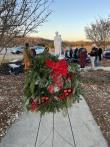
[58,55,64,60]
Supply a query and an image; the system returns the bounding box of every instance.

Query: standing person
[89,48,96,69]
[30,48,36,58]
[74,48,78,62]
[23,43,31,70]
[69,48,73,58]
[91,45,99,66]
[30,48,36,65]
[78,48,87,68]
[61,48,64,55]
[98,48,102,61]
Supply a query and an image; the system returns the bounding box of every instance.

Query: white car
[11,46,24,54]
[31,46,45,54]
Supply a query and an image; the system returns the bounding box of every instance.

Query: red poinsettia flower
[47,84,54,93]
[45,59,68,77]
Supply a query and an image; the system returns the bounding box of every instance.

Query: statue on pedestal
[54,32,62,56]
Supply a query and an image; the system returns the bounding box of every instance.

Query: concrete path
[84,66,110,71]
[0,96,108,147]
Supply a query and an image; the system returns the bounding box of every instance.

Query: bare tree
[0,0,52,54]
[85,17,110,48]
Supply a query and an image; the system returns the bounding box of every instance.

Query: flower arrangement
[24,51,81,114]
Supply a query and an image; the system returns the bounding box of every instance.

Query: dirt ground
[101,58,110,66]
[0,74,24,141]
[81,70,110,146]
[0,59,110,145]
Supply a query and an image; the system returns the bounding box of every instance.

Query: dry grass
[0,54,23,64]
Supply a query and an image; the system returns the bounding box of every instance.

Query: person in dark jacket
[78,48,87,68]
[74,48,78,61]
[98,48,102,61]
[91,46,99,66]
[69,48,73,58]
[30,48,36,58]
[89,48,96,69]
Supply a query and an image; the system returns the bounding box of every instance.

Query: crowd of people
[64,44,103,69]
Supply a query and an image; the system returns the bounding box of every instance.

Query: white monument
[54,32,64,59]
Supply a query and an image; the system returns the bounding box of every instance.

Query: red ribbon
[45,59,68,90]
[45,59,68,77]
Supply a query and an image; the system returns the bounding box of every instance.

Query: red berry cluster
[29,96,49,112]
[41,96,49,103]
[58,88,73,100]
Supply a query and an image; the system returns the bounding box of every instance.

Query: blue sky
[35,0,110,41]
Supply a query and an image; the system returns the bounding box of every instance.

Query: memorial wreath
[24,51,81,114]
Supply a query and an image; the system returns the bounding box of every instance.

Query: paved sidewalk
[84,66,110,71]
[0,96,108,147]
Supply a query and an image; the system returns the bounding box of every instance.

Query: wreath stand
[34,106,77,147]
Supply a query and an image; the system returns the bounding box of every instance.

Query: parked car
[11,46,24,54]
[31,46,45,54]
[8,59,24,74]
[103,48,110,59]
[0,59,23,75]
